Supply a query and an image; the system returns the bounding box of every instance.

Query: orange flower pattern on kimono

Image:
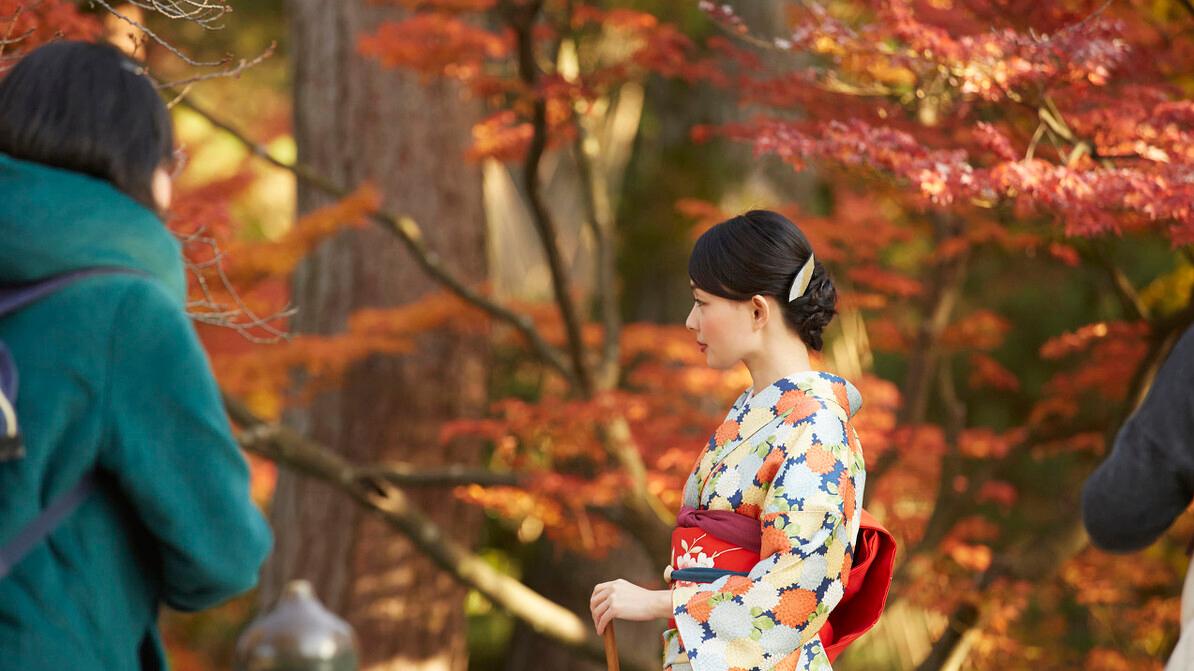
[663,371,866,671]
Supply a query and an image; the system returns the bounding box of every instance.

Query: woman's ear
[750,295,770,331]
[151,166,172,213]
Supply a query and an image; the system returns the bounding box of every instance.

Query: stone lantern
[234,580,359,671]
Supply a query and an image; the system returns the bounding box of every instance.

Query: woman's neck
[743,332,813,394]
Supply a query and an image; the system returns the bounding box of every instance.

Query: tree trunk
[264,3,488,670]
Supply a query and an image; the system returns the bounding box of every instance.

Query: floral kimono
[663,371,866,671]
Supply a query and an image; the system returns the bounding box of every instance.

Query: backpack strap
[0,268,143,457]
[0,469,100,579]
[0,268,141,318]
[0,268,144,579]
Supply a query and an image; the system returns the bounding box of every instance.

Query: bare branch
[0,3,31,64]
[153,41,276,90]
[123,0,233,29]
[90,0,273,88]
[90,0,230,66]
[225,394,652,671]
[171,92,580,385]
[177,227,294,343]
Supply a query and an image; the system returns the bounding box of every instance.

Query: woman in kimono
[590,210,866,671]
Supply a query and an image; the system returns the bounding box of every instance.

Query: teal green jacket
[0,154,273,670]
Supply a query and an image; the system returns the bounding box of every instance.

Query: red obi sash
[669,505,896,661]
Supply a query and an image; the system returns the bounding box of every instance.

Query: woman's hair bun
[688,210,837,351]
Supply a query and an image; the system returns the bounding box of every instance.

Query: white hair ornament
[787,253,816,302]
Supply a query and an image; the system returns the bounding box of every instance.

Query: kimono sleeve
[670,410,858,671]
[100,281,273,612]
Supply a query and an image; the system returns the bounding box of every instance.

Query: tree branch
[173,93,579,387]
[915,516,1090,671]
[869,216,969,484]
[152,41,276,90]
[916,294,1194,670]
[572,125,621,391]
[1096,253,1151,322]
[91,0,233,67]
[907,358,968,560]
[225,393,651,671]
[505,0,595,395]
[597,416,675,559]
[354,462,522,488]
[179,54,672,583]
[127,0,233,29]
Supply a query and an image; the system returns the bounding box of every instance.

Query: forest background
[3,0,1194,670]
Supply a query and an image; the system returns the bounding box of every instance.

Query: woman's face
[685,283,757,369]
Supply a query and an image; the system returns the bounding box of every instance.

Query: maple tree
[5,1,1194,669]
[692,1,1194,669]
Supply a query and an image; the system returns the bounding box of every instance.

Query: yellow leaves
[864,61,917,87]
[813,35,843,56]
[1140,263,1194,318]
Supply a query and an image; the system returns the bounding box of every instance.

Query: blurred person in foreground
[1083,325,1194,670]
[0,41,272,670]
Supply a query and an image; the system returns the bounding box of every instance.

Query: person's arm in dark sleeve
[101,281,273,611]
[1082,326,1194,553]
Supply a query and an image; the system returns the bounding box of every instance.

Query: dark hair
[0,41,174,210]
[689,209,837,351]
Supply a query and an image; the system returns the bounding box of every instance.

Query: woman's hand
[589,579,672,635]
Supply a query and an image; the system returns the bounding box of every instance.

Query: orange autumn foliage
[224,184,381,287]
[358,13,509,81]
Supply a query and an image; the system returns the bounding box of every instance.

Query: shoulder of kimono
[772,402,853,455]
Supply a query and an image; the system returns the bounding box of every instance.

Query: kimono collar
[712,372,813,452]
[702,370,862,482]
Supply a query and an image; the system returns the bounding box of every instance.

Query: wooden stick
[603,625,620,671]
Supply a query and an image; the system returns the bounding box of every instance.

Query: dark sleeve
[1081,326,1194,553]
[101,281,273,611]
